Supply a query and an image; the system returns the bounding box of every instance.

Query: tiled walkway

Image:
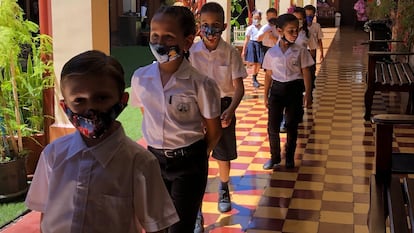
[2,27,414,233]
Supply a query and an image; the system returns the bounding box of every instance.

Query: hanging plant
[367,0,396,20]
[395,0,414,52]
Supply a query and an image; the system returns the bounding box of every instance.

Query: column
[49,0,110,141]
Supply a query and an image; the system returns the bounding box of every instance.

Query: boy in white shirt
[304,4,324,89]
[189,2,247,232]
[25,50,178,233]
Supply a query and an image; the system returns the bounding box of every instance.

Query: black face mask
[282,36,295,46]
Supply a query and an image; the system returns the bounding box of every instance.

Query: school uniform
[245,24,264,64]
[308,22,324,87]
[257,23,278,55]
[189,38,248,161]
[295,30,309,49]
[26,124,178,233]
[262,42,314,164]
[130,59,221,233]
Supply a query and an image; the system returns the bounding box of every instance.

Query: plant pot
[23,134,46,177]
[0,158,28,201]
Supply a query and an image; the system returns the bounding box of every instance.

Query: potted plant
[394,0,414,52]
[0,0,54,199]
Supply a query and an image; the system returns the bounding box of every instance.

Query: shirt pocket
[168,95,198,122]
[93,195,133,232]
[215,66,231,88]
[287,55,301,76]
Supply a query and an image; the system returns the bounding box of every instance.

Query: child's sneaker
[218,188,231,213]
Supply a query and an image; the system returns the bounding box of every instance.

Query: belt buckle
[164,150,176,158]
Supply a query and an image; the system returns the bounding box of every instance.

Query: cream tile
[289,198,322,210]
[322,191,353,202]
[270,172,298,181]
[298,166,326,175]
[263,187,293,198]
[354,225,369,233]
[329,139,352,146]
[326,161,353,169]
[320,211,353,224]
[328,149,353,156]
[325,175,353,184]
[232,194,261,206]
[353,184,369,193]
[294,181,324,191]
[354,203,369,214]
[253,206,288,219]
[283,220,319,233]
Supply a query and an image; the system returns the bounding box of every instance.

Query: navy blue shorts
[245,41,263,64]
[212,97,237,161]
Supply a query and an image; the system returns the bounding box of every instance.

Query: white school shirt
[189,39,248,98]
[245,24,261,41]
[307,22,324,50]
[25,124,179,233]
[130,59,221,149]
[257,23,278,47]
[262,42,314,82]
[295,30,309,49]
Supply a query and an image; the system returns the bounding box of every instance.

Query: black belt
[148,140,205,159]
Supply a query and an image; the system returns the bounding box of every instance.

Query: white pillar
[50,0,110,137]
[207,0,231,43]
[256,0,271,15]
[279,0,291,14]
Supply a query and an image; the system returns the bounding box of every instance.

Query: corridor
[2,27,414,233]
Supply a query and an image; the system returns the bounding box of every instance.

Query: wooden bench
[368,114,414,233]
[364,47,414,121]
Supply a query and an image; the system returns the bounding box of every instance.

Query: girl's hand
[264,97,269,109]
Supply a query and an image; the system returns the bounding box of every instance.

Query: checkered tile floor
[2,27,414,233]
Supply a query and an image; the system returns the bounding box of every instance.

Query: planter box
[0,158,28,200]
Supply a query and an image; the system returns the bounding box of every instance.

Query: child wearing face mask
[25,50,178,233]
[242,10,263,89]
[304,4,324,89]
[262,14,314,170]
[189,2,247,232]
[257,8,279,56]
[130,6,222,233]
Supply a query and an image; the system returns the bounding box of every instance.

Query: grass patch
[0,196,28,229]
[118,87,143,141]
[111,45,154,87]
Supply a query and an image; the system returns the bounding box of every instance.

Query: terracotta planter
[0,158,28,200]
[23,134,46,177]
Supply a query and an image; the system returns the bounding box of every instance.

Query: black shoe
[218,189,231,213]
[194,212,204,233]
[286,160,295,169]
[263,159,280,170]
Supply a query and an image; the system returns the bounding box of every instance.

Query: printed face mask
[149,43,181,64]
[61,101,126,139]
[306,15,314,24]
[200,25,223,38]
[252,19,260,26]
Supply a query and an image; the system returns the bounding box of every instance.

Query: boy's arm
[318,38,324,62]
[221,78,244,128]
[302,67,313,108]
[264,69,272,108]
[204,117,222,156]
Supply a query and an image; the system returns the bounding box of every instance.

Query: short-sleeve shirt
[25,125,179,233]
[262,42,315,82]
[307,22,324,50]
[130,59,221,149]
[295,30,309,49]
[245,24,261,41]
[189,39,247,98]
[257,23,278,47]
